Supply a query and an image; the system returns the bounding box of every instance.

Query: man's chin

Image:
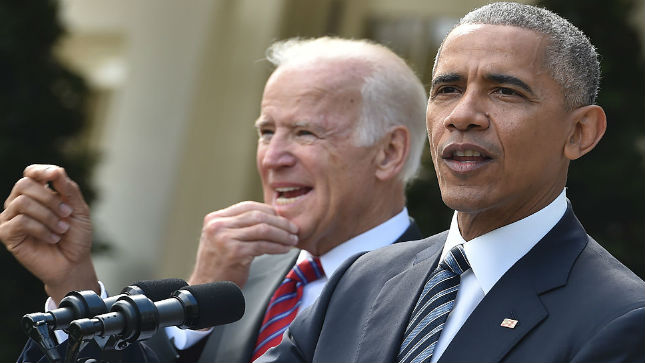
[440,190,490,214]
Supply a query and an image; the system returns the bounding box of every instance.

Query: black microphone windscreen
[131,278,188,302]
[182,281,245,329]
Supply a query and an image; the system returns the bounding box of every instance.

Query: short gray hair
[437,2,600,109]
[266,37,428,183]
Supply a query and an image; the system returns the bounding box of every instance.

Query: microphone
[22,278,188,331]
[21,278,187,363]
[67,281,245,347]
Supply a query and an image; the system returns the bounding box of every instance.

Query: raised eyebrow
[431,73,463,90]
[486,73,535,95]
[293,121,313,129]
[254,118,272,129]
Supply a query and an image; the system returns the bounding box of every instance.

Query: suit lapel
[356,233,445,362]
[332,218,423,361]
[439,204,588,362]
[438,268,548,362]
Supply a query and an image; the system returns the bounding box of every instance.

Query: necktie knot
[286,257,324,286]
[439,244,470,276]
[252,256,324,361]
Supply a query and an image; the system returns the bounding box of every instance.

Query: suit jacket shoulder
[259,207,645,363]
[441,207,645,362]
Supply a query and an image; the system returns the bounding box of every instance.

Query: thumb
[24,165,88,212]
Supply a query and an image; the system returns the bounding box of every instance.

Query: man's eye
[258,128,274,139]
[436,86,460,94]
[296,130,315,137]
[431,86,461,100]
[494,87,523,97]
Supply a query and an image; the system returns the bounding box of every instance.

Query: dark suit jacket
[147,220,423,363]
[258,205,645,362]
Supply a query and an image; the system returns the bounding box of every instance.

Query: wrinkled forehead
[263,64,364,114]
[259,59,367,130]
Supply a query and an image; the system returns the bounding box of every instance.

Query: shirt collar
[299,207,411,277]
[444,189,567,294]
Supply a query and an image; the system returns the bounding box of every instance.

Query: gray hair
[266,37,428,183]
[436,2,600,109]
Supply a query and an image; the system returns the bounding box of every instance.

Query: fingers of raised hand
[209,201,277,218]
[2,194,70,235]
[204,210,298,245]
[240,240,294,255]
[1,174,75,247]
[0,214,61,248]
[22,164,61,186]
[204,224,297,263]
[234,222,299,246]
[22,165,89,213]
[5,176,72,216]
[205,206,298,233]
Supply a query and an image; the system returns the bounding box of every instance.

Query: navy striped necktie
[397,244,470,363]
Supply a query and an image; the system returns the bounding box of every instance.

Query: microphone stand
[22,315,61,363]
[23,290,107,363]
[64,332,83,363]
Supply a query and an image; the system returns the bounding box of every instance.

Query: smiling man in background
[1,37,429,362]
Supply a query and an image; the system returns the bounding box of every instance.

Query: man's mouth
[451,149,488,162]
[275,186,312,205]
[441,145,493,173]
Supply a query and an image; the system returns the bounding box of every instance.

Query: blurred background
[0,0,643,359]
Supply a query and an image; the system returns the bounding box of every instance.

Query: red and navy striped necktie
[251,256,324,361]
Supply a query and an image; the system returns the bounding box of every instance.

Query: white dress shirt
[430,189,567,362]
[167,207,412,349]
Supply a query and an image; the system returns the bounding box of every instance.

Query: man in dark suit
[1,37,428,362]
[258,3,645,362]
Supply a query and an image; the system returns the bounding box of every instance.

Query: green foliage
[407,0,645,279]
[0,1,97,360]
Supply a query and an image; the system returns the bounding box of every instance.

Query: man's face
[428,24,574,236]
[256,60,379,254]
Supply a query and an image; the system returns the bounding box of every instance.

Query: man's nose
[443,91,490,131]
[260,133,297,169]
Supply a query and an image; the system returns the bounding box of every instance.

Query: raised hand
[0,164,98,304]
[188,201,299,288]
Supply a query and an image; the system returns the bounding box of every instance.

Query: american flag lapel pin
[501,318,519,329]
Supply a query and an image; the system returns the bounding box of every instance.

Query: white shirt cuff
[45,281,107,344]
[165,326,213,350]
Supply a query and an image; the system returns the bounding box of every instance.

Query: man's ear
[564,105,607,160]
[375,126,410,181]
